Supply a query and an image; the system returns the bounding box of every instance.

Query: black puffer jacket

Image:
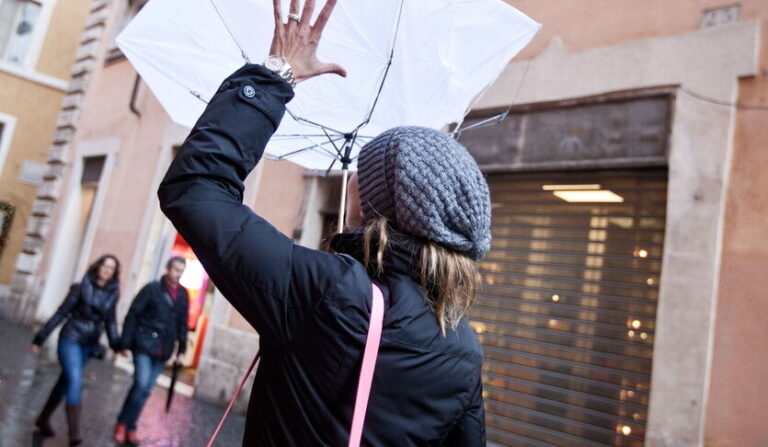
[33,273,120,350]
[120,280,188,361]
[158,64,485,446]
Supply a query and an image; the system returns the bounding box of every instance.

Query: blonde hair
[362,217,479,335]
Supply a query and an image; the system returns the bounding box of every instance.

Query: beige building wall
[705,8,768,446]
[0,0,92,287]
[31,53,307,320]
[0,0,308,410]
[4,0,766,444]
[499,2,768,445]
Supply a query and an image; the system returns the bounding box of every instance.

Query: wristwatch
[263,55,296,88]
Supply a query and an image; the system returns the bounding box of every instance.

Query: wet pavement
[0,318,245,447]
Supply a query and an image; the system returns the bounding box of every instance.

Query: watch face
[265,55,285,71]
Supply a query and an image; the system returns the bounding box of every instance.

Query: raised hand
[270,0,347,83]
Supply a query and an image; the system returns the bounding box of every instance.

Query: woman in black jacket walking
[30,254,122,446]
[158,1,488,445]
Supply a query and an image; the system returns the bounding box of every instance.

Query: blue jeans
[116,353,165,430]
[51,337,94,405]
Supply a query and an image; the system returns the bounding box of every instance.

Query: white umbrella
[117,0,539,227]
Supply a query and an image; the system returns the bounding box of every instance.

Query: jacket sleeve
[105,299,121,351]
[443,376,486,446]
[120,285,151,351]
[32,284,79,346]
[176,289,188,356]
[158,64,357,346]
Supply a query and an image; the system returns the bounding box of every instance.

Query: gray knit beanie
[356,126,491,260]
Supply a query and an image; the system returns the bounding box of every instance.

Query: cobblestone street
[0,318,245,447]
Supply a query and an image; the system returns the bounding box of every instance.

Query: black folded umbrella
[165,362,182,413]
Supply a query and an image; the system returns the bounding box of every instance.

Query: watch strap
[264,56,296,88]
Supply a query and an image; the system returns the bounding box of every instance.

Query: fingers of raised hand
[273,0,334,32]
[272,0,282,25]
[288,0,301,26]
[300,0,315,27]
[268,0,344,80]
[312,0,337,38]
[317,62,347,78]
[289,0,300,15]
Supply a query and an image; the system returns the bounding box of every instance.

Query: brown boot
[34,391,62,437]
[65,404,82,446]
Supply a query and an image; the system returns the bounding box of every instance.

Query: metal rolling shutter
[471,169,667,447]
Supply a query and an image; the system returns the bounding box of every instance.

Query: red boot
[114,423,127,443]
[126,430,142,445]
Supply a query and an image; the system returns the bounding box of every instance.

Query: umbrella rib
[264,145,316,160]
[302,135,345,159]
[273,134,341,139]
[452,59,533,138]
[352,0,405,133]
[323,127,345,159]
[265,136,345,161]
[209,0,251,63]
[451,114,507,135]
[280,1,406,137]
[189,90,209,105]
[324,159,338,176]
[285,108,347,135]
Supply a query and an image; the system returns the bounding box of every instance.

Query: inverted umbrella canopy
[117,0,540,171]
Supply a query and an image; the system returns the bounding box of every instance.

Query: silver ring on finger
[287,13,300,22]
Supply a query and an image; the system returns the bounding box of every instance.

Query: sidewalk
[0,318,245,447]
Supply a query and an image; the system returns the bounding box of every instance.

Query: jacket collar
[80,273,119,304]
[84,272,119,291]
[154,279,185,302]
[330,227,423,282]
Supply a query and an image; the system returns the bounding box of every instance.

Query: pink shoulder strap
[206,283,385,447]
[348,283,385,447]
[206,349,261,447]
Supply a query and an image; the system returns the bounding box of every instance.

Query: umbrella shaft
[338,168,349,234]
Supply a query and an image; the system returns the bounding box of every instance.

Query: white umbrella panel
[117,0,540,227]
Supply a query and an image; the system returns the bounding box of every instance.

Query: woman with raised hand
[158,0,489,445]
[31,254,122,446]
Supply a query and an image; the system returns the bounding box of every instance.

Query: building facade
[3,1,767,446]
[0,0,93,301]
[1,0,308,414]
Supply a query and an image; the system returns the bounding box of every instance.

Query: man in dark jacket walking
[114,256,188,443]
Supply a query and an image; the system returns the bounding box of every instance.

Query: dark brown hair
[166,256,187,269]
[87,254,121,284]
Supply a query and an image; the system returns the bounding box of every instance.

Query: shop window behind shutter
[473,169,667,447]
